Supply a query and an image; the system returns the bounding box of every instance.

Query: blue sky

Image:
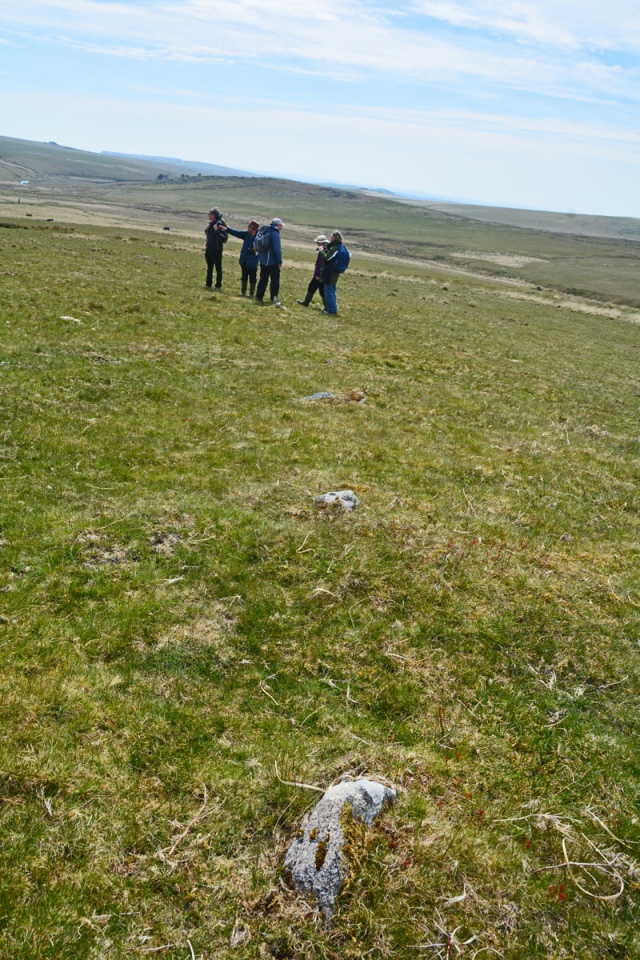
[1,0,638,215]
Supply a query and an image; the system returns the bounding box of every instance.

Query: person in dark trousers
[224,219,260,297]
[255,218,284,307]
[297,235,327,307]
[321,230,349,315]
[204,207,227,289]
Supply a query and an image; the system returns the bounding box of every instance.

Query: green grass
[0,217,639,959]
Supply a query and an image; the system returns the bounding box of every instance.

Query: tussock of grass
[0,218,639,958]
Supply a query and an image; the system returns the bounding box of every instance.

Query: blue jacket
[226,226,259,269]
[258,224,282,267]
[322,241,350,283]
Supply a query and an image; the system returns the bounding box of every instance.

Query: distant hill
[0,136,251,183]
[2,134,638,243]
[392,197,640,243]
[0,137,640,249]
[101,152,259,179]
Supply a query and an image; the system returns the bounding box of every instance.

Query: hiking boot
[297,298,309,307]
[273,299,282,308]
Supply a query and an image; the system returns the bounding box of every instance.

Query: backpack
[254,225,271,255]
[334,245,351,274]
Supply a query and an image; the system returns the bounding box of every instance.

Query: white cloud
[410,0,640,52]
[350,103,640,146]
[0,0,637,101]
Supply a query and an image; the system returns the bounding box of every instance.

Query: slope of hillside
[0,214,638,959]
[102,151,258,179]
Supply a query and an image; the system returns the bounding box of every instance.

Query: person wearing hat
[321,230,351,315]
[297,235,327,307]
[255,218,284,307]
[224,219,260,297]
[204,207,227,289]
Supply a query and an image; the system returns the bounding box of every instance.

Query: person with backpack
[321,230,351,315]
[297,235,327,308]
[223,219,260,297]
[254,218,284,307]
[204,207,227,289]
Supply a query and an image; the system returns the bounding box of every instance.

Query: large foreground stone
[284,779,396,919]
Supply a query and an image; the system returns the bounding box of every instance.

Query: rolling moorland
[1,135,639,307]
[0,140,639,958]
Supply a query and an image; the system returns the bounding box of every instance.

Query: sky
[0,0,638,216]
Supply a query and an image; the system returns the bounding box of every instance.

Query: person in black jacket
[204,208,227,289]
[297,235,327,307]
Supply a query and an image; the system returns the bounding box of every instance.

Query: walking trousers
[256,264,280,301]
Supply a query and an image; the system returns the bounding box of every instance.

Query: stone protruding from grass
[299,388,366,404]
[300,391,335,402]
[315,489,360,511]
[284,779,396,919]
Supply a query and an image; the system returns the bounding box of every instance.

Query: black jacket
[205,218,228,255]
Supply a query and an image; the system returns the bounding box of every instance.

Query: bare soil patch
[451,251,547,268]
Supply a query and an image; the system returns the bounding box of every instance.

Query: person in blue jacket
[223,219,260,297]
[255,218,284,307]
[321,230,351,315]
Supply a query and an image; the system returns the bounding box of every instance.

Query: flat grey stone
[315,489,359,511]
[284,779,396,919]
[300,392,335,402]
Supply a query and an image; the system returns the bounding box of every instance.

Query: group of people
[204,208,350,315]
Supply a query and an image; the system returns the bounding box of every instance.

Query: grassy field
[0,215,639,959]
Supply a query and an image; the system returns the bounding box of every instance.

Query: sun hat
[271,218,284,227]
[315,234,328,244]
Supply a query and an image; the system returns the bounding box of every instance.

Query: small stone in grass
[300,392,335,402]
[315,490,359,511]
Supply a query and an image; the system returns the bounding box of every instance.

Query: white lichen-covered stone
[284,779,396,918]
[315,489,360,511]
